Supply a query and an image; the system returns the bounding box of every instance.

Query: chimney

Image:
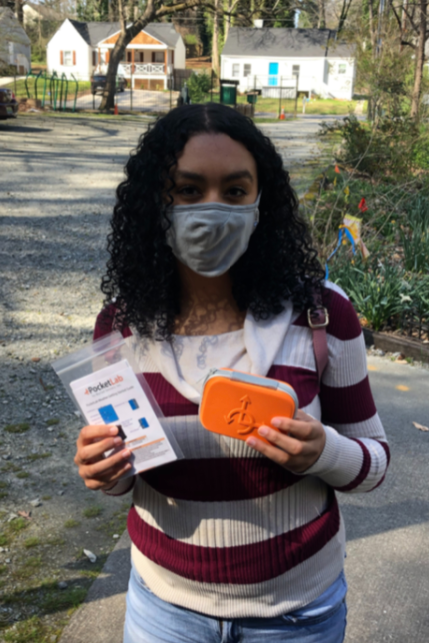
[253,19,263,28]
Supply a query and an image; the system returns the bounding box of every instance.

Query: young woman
[74,103,389,643]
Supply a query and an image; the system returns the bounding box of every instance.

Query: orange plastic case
[199,368,298,444]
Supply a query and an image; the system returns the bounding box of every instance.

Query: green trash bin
[220,85,237,105]
[246,93,258,105]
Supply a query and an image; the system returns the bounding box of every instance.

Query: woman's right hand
[74,424,132,491]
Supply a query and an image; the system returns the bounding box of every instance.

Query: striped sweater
[94,282,389,618]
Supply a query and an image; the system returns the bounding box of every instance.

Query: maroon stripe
[293,288,361,341]
[93,304,132,340]
[334,438,371,492]
[320,376,377,425]
[267,365,319,408]
[141,458,303,501]
[128,491,340,584]
[144,373,198,417]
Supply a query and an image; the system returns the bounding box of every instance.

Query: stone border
[362,328,429,364]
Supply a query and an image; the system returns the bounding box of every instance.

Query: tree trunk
[368,0,376,51]
[99,0,202,110]
[317,0,326,28]
[15,0,23,24]
[224,0,231,41]
[212,0,220,76]
[410,0,427,119]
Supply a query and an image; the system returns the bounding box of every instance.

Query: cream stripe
[130,515,345,619]
[161,415,263,460]
[323,334,368,388]
[331,413,385,440]
[133,475,330,546]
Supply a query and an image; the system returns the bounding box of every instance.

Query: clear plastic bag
[52,331,183,476]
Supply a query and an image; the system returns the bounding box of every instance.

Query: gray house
[221,27,356,100]
[0,7,31,74]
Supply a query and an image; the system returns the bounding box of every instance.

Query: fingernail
[258,427,269,437]
[109,426,118,435]
[122,449,131,458]
[113,437,123,446]
[271,418,281,427]
[247,438,257,446]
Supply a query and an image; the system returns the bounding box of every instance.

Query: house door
[268,62,279,86]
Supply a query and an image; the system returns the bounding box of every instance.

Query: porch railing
[121,63,165,75]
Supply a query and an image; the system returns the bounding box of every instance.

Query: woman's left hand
[246,410,326,474]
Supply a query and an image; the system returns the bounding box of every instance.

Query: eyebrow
[175,170,254,183]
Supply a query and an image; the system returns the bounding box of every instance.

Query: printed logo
[84,374,123,395]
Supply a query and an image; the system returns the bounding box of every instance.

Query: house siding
[221,53,355,100]
[47,19,91,80]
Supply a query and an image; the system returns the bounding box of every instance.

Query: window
[338,63,347,74]
[292,64,300,76]
[153,51,164,63]
[243,64,251,77]
[63,51,73,66]
[232,63,240,78]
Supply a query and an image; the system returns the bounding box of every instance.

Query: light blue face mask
[165,194,261,277]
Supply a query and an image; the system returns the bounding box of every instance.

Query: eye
[226,187,247,197]
[177,185,200,196]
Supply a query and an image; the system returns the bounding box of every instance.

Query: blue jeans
[123,563,347,643]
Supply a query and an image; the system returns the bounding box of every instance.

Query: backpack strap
[308,303,329,383]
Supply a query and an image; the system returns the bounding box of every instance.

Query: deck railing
[121,63,165,75]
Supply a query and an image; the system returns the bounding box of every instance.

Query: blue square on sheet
[99,404,119,423]
[129,399,139,410]
[139,418,149,429]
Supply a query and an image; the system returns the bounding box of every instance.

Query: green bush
[332,115,429,178]
[187,72,211,103]
[330,255,403,331]
[399,197,429,273]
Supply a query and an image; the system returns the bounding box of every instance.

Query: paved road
[76,89,178,113]
[59,355,429,643]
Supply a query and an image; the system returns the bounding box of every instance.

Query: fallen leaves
[412,421,429,432]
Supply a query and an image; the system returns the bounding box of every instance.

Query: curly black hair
[101,103,324,340]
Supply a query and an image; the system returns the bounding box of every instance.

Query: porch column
[132,48,135,89]
[164,49,167,74]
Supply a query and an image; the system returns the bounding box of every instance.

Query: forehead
[176,133,257,176]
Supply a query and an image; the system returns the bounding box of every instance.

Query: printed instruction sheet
[70,359,179,476]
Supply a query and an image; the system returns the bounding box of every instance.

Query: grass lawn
[4,77,91,100]
[236,94,366,116]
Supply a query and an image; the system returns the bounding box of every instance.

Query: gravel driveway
[0,113,331,642]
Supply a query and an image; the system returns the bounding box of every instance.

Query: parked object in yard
[0,88,18,119]
[91,74,126,95]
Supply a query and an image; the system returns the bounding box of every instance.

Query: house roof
[68,19,181,47]
[0,7,31,46]
[222,28,355,59]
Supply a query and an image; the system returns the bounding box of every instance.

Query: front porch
[95,49,174,90]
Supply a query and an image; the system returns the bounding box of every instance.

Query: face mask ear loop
[254,191,262,228]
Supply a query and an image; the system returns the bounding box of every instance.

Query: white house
[221,27,356,100]
[47,19,186,89]
[0,7,31,74]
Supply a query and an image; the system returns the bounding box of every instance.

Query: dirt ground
[0,113,332,642]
